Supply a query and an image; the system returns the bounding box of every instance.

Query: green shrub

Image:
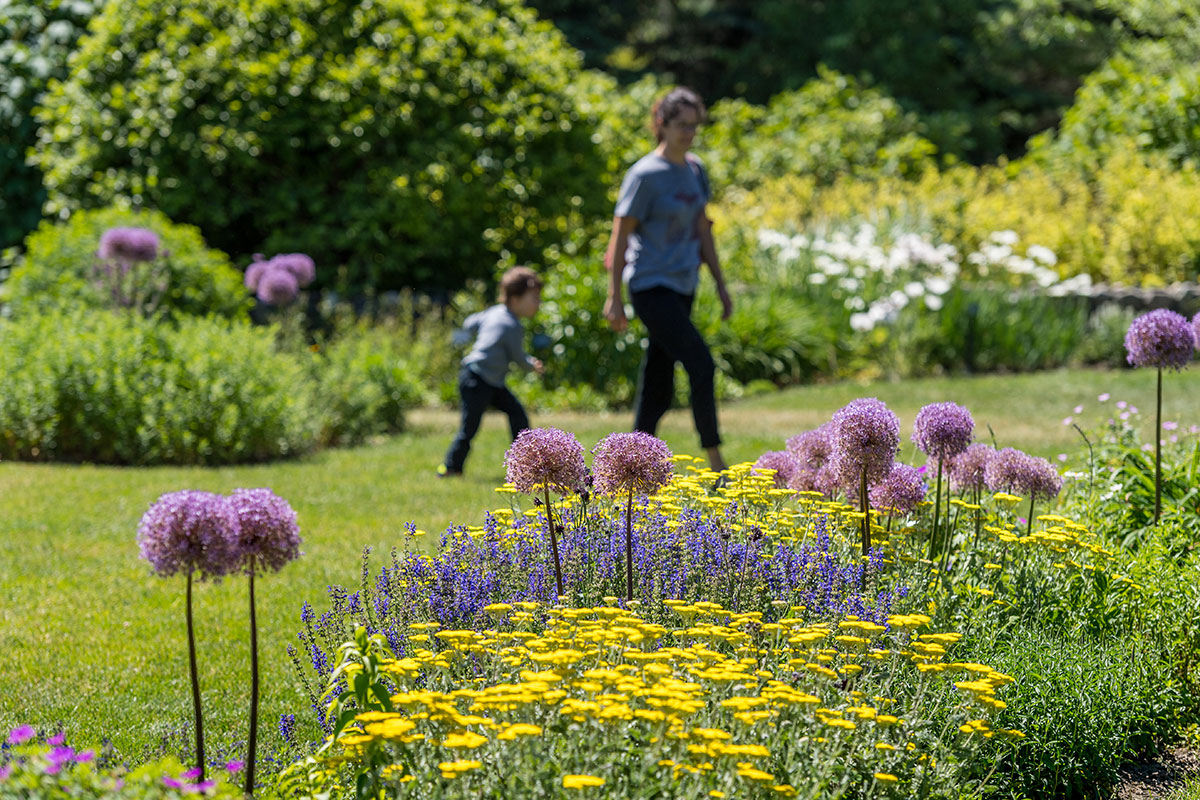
[0,0,96,251]
[1074,303,1138,368]
[312,322,426,446]
[0,310,319,465]
[32,0,610,296]
[2,206,249,319]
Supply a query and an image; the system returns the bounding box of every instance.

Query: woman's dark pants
[444,366,529,472]
[630,286,721,449]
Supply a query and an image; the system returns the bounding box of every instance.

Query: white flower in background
[924,294,944,311]
[889,289,909,308]
[845,296,866,310]
[989,230,1020,246]
[852,265,867,278]
[1034,267,1058,288]
[808,272,828,285]
[838,277,861,292]
[903,281,924,297]
[1026,244,1057,265]
[850,312,875,331]
[924,277,952,295]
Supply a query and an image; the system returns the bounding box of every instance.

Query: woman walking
[603,86,732,472]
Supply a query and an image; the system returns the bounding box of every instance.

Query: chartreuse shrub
[2,206,249,319]
[0,309,319,465]
[717,144,1200,286]
[31,0,610,295]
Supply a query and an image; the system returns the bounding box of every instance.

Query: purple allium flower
[948,443,995,493]
[912,402,974,461]
[1125,309,1196,370]
[505,427,588,495]
[1023,456,1064,501]
[591,431,673,497]
[98,227,159,262]
[786,424,832,470]
[244,255,270,291]
[827,398,900,488]
[271,253,316,287]
[7,724,34,745]
[869,463,927,515]
[257,268,300,306]
[137,491,241,579]
[983,448,1033,494]
[752,450,799,488]
[228,488,302,574]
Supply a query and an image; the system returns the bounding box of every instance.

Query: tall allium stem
[973,486,982,549]
[859,470,870,558]
[928,459,943,561]
[185,571,205,781]
[246,556,259,797]
[625,490,635,601]
[1155,367,1163,525]
[1026,496,1035,539]
[543,486,564,597]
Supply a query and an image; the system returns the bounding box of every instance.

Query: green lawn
[2,366,1197,764]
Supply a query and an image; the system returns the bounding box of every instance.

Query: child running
[439,266,544,477]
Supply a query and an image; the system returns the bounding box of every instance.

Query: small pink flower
[1130,406,1139,414]
[1098,393,1110,402]
[6,725,34,745]
[1057,454,1068,462]
[1073,405,1083,414]
[1163,421,1179,431]
[1120,412,1131,421]
[1062,417,1073,426]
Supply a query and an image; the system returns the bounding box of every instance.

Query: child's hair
[651,86,707,143]
[499,266,543,303]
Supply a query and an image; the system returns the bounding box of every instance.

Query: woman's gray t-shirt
[614,152,710,296]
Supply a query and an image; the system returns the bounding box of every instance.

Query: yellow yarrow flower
[441,731,489,749]
[562,774,605,789]
[497,723,543,740]
[874,772,899,784]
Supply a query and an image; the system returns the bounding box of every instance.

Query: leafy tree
[32,0,610,294]
[0,0,96,250]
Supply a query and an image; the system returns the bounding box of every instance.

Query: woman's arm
[698,214,732,321]
[603,215,639,332]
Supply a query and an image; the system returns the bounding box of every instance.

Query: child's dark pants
[444,366,530,472]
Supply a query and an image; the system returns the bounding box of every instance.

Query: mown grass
[2,366,1198,766]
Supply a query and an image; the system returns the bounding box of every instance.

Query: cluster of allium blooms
[948,443,995,492]
[751,450,799,488]
[228,488,303,573]
[591,432,673,496]
[1125,308,1197,370]
[99,226,160,262]
[138,488,302,576]
[869,463,927,515]
[244,253,316,306]
[912,402,973,461]
[137,490,242,578]
[505,428,588,495]
[827,398,900,487]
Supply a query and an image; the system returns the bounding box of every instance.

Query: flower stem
[543,487,564,598]
[186,571,205,782]
[928,458,943,561]
[625,490,634,602]
[246,558,259,797]
[859,469,870,556]
[1155,366,1163,525]
[1026,496,1035,539]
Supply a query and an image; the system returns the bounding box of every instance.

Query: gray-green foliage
[0,309,320,465]
[0,0,95,250]
[2,205,250,319]
[31,0,611,296]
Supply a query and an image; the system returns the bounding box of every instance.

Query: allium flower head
[228,488,302,574]
[244,255,270,291]
[948,443,994,492]
[828,398,900,487]
[137,491,240,579]
[869,463,927,515]
[270,253,316,287]
[786,424,832,470]
[591,432,673,497]
[99,227,160,262]
[1022,456,1063,501]
[257,268,299,306]
[752,450,799,488]
[505,427,588,495]
[983,448,1033,494]
[911,402,973,461]
[1125,308,1196,370]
